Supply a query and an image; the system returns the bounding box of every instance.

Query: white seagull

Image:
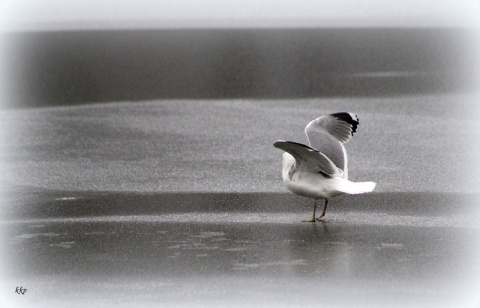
[273,112,376,222]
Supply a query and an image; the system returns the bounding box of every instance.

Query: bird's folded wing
[273,140,342,176]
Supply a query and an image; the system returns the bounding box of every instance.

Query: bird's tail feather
[334,178,376,195]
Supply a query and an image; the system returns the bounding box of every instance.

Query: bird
[273,112,376,222]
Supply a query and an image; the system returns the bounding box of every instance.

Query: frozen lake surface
[1,95,479,193]
[1,191,480,307]
[1,95,480,307]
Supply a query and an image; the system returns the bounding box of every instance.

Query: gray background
[1,3,480,307]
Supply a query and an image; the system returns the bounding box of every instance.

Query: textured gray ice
[1,95,479,193]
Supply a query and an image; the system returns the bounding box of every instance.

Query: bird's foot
[315,214,326,221]
[302,218,316,223]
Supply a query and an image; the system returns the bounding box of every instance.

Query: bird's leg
[316,199,329,221]
[303,200,317,223]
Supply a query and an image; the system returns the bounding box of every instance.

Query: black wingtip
[330,112,359,135]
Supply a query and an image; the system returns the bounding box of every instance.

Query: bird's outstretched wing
[306,112,359,144]
[273,140,342,177]
[304,112,359,174]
